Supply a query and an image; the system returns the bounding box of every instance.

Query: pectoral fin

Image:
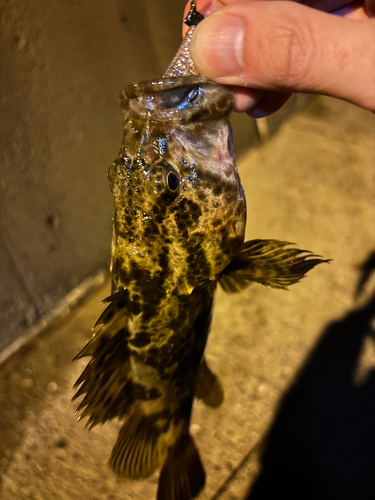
[220,239,329,293]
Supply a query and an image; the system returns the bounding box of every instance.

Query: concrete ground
[0,96,375,500]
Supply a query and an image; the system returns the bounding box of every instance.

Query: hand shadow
[246,253,375,500]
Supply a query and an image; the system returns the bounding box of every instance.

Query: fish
[73,2,327,500]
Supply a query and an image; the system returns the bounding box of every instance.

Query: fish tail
[157,433,205,500]
[110,408,206,500]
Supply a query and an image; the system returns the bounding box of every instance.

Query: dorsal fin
[72,291,133,427]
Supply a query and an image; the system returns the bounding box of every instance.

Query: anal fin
[157,434,205,500]
[195,357,224,408]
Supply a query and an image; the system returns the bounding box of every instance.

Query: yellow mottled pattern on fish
[73,3,327,500]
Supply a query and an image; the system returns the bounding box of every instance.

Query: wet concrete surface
[1,96,375,500]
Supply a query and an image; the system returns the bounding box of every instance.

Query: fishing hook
[184,0,205,27]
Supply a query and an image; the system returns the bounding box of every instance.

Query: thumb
[190,2,375,111]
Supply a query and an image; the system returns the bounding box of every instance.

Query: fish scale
[73,2,328,499]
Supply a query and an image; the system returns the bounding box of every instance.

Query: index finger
[182,0,359,35]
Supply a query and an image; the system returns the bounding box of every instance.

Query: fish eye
[167,172,179,192]
[153,160,180,201]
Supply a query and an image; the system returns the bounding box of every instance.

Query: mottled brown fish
[73,3,327,500]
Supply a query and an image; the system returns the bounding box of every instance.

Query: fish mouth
[120,76,236,125]
[123,76,209,99]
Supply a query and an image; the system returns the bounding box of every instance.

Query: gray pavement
[1,96,374,500]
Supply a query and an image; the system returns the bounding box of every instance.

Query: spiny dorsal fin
[72,291,133,428]
[220,239,329,293]
[109,410,168,479]
[157,434,205,500]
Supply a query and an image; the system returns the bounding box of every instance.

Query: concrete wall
[0,0,279,354]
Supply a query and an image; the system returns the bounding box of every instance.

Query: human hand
[183,0,375,115]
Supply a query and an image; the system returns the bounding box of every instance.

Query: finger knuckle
[353,26,375,111]
[264,16,316,89]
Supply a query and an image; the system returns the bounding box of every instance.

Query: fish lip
[120,77,236,124]
[123,76,213,100]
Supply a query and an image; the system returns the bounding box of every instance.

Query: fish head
[109,77,246,299]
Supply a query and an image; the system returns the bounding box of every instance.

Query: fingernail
[191,14,244,78]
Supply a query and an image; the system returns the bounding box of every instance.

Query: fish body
[74,4,327,500]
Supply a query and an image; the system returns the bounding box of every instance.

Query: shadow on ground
[246,252,375,500]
